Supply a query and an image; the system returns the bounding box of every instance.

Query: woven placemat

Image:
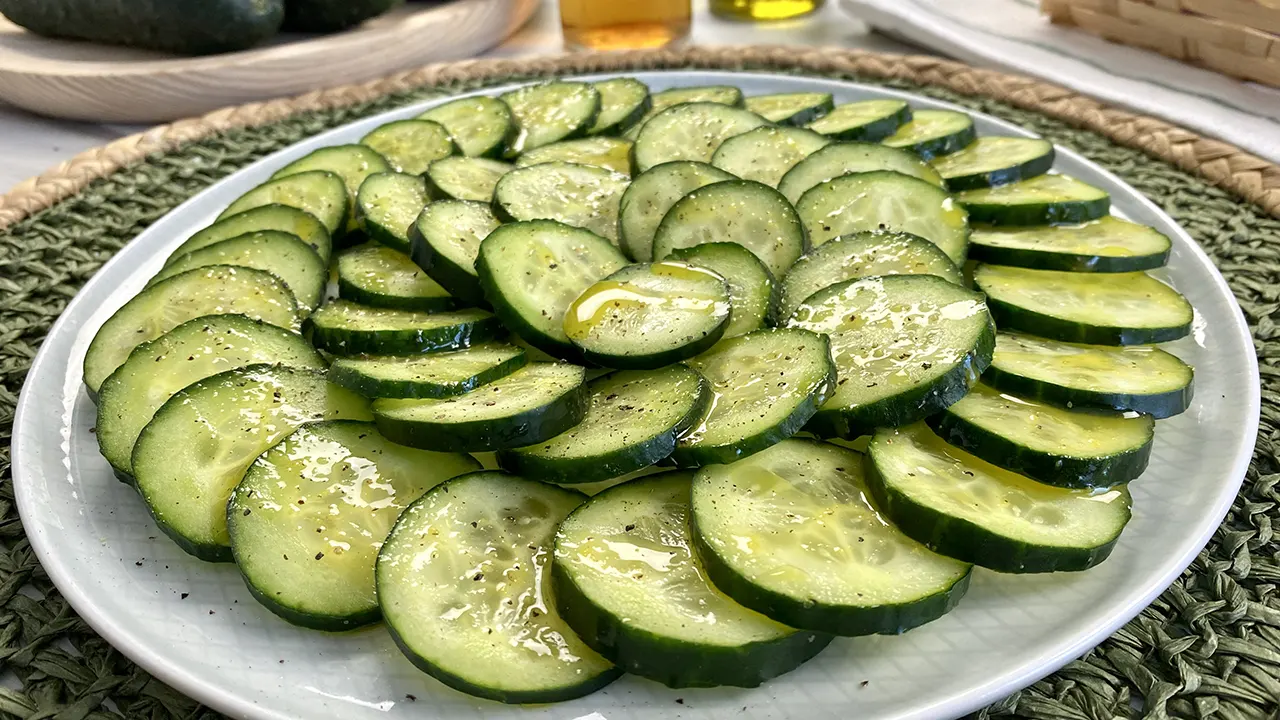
[0,47,1276,720]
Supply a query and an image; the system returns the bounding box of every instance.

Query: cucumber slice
[150,230,327,312]
[493,161,629,244]
[476,220,628,358]
[882,109,977,160]
[355,172,429,253]
[806,99,910,142]
[588,77,651,136]
[229,421,479,630]
[931,137,1055,191]
[407,200,500,306]
[417,96,516,159]
[711,126,831,187]
[305,301,503,356]
[691,439,971,635]
[498,365,709,484]
[360,119,456,175]
[516,137,633,176]
[272,145,393,234]
[652,179,806,278]
[618,161,735,263]
[501,81,601,156]
[329,342,527,399]
[632,102,768,173]
[796,170,970,263]
[82,265,300,394]
[218,170,349,240]
[985,333,1194,418]
[927,383,1154,488]
[171,204,331,266]
[973,264,1193,345]
[565,261,732,369]
[96,315,323,479]
[779,230,963,320]
[133,365,372,561]
[378,472,618,703]
[423,156,512,203]
[373,362,589,452]
[778,142,946,204]
[969,216,1172,272]
[956,174,1110,226]
[667,242,777,337]
[337,242,453,312]
[553,472,831,688]
[744,92,834,126]
[788,275,995,438]
[866,423,1133,573]
[624,85,746,140]
[672,328,836,466]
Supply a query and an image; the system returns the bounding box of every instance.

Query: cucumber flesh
[618,161,735,263]
[418,96,516,159]
[882,109,976,160]
[150,230,327,312]
[218,170,349,239]
[493,161,629,244]
[931,137,1055,191]
[956,174,1110,226]
[969,216,1172,272]
[356,172,429,253]
[624,85,746,139]
[667,242,777,337]
[588,78,652,136]
[407,200,500,306]
[806,100,910,142]
[329,342,527,399]
[360,120,456,176]
[337,242,453,312]
[711,126,831,187]
[502,82,601,155]
[305,301,503,356]
[423,156,512,203]
[779,143,945,204]
[632,102,768,173]
[171,204,331,266]
[744,92,834,126]
[516,137,633,176]
[272,145,392,234]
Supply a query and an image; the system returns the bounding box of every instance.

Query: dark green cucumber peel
[407,200,499,307]
[977,280,1192,345]
[807,100,912,142]
[282,0,400,32]
[932,138,1056,191]
[304,302,505,356]
[983,363,1193,419]
[328,345,528,399]
[968,240,1170,273]
[956,176,1111,226]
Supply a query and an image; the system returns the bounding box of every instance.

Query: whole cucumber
[283,0,404,32]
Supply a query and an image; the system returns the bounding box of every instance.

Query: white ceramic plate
[12,71,1259,720]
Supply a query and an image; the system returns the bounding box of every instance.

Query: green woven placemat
[0,58,1276,720]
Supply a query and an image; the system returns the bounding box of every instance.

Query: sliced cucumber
[673,328,835,466]
[373,362,589,452]
[632,102,768,173]
[931,137,1055,191]
[229,421,479,630]
[882,109,976,160]
[691,439,971,635]
[305,301,503,356]
[969,216,1172,272]
[711,126,831,187]
[956,174,1110,226]
[624,85,746,140]
[493,161,629,244]
[407,200,500,306]
[667,242,777,337]
[866,423,1133,573]
[133,365,372,561]
[417,96,516,159]
[985,333,1194,418]
[423,156,512,203]
[652,179,806,278]
[744,92,834,126]
[272,145,393,234]
[973,264,1193,344]
[337,242,453,312]
[516,137,632,176]
[360,119,455,176]
[796,170,970,263]
[218,170,349,240]
[588,77,651,135]
[378,472,618,703]
[355,172,429,253]
[778,142,945,203]
[502,82,601,155]
[329,342,526,399]
[170,204,331,266]
[150,230,327,312]
[618,161,735,263]
[806,99,910,142]
[788,275,994,438]
[553,472,831,688]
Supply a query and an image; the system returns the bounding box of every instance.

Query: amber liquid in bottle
[710,0,825,21]
[560,0,693,51]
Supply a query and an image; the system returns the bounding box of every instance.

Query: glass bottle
[560,0,693,51]
[710,0,826,21]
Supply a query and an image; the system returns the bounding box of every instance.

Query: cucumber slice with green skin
[926,383,1154,488]
[337,242,453,312]
[378,472,619,703]
[973,264,1193,345]
[407,200,500,306]
[969,216,1173,272]
[271,145,393,235]
[133,365,372,562]
[744,92,834,126]
[986,333,1193,418]
[779,230,963,320]
[882,109,977,161]
[305,301,503,356]
[373,362,589,452]
[806,99,911,142]
[565,261,732,369]
[96,315,324,480]
[229,421,479,631]
[493,161,629,244]
[588,78,651,136]
[329,342,527,399]
[423,156,512,203]
[779,142,946,203]
[672,328,836,466]
[690,439,972,636]
[956,174,1111,226]
[788,275,995,438]
[667,242,777,337]
[501,81,601,156]
[711,126,831,187]
[632,102,769,173]
[516,137,633,176]
[623,85,747,140]
[866,423,1133,573]
[417,96,516,159]
[360,119,456,175]
[150,230,327,312]
[652,179,806,278]
[618,161,735,263]
[170,204,332,267]
[931,137,1056,191]
[355,172,429,253]
[218,170,349,240]
[83,265,300,394]
[796,170,970,263]
[553,472,832,689]
[476,220,628,359]
[498,366,709,484]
